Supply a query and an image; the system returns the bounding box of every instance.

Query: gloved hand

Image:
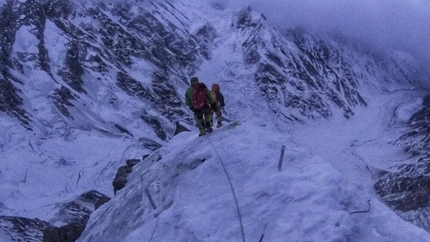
[211,103,217,112]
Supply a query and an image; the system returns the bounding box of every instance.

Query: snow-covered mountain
[1,0,430,241]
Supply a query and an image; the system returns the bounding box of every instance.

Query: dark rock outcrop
[43,222,85,242]
[0,216,52,242]
[375,95,430,232]
[174,121,190,135]
[0,190,110,242]
[42,190,110,242]
[112,159,142,195]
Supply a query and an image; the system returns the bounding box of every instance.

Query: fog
[222,0,430,70]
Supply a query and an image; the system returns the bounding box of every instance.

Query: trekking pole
[193,113,205,131]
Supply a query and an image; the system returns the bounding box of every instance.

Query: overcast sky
[220,0,430,68]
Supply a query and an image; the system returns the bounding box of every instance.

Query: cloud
[223,0,430,67]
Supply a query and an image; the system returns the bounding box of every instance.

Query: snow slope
[78,87,430,242]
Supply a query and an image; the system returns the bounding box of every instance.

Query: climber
[210,83,225,128]
[185,76,217,136]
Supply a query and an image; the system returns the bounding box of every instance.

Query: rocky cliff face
[227,7,418,122]
[1,0,211,140]
[0,190,109,242]
[375,94,430,231]
[0,0,420,137]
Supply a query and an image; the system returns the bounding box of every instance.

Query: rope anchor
[278,145,286,171]
[145,188,157,210]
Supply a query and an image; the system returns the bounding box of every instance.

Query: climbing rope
[148,216,159,242]
[349,199,371,214]
[207,137,246,242]
[258,224,267,242]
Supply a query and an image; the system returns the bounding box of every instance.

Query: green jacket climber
[185,76,217,136]
[185,77,215,109]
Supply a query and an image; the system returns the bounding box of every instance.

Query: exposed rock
[139,114,167,141]
[51,86,75,118]
[113,159,142,195]
[137,137,162,151]
[0,73,32,128]
[375,155,430,232]
[113,124,133,137]
[94,197,111,210]
[58,40,86,93]
[174,121,190,135]
[396,95,430,155]
[375,95,430,232]
[0,216,52,242]
[43,222,85,242]
[0,190,108,242]
[43,190,110,242]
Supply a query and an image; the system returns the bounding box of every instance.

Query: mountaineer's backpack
[192,83,208,110]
